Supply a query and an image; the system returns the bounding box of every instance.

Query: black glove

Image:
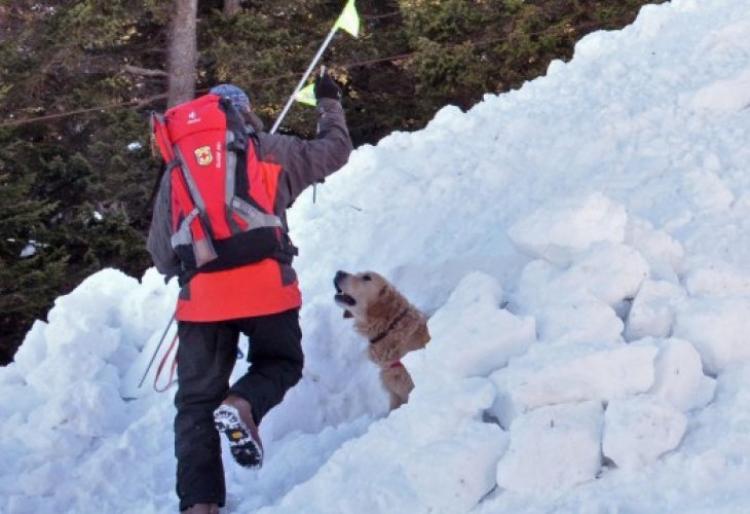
[314,72,342,101]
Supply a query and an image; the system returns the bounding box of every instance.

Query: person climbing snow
[147,72,352,514]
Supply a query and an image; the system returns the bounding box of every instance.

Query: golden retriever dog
[334,270,430,409]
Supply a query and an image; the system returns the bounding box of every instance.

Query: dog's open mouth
[334,276,356,306]
[334,293,356,307]
[334,273,356,316]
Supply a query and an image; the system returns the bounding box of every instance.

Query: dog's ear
[366,285,401,322]
[343,310,353,319]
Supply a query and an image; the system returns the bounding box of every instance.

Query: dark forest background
[0,0,664,364]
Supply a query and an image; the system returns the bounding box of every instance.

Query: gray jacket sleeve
[257,98,353,208]
[147,171,180,280]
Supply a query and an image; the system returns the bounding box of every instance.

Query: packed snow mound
[4,0,750,512]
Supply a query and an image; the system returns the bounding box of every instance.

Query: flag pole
[270,27,338,134]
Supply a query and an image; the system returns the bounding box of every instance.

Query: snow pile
[0,270,179,512]
[4,0,750,512]
[486,192,716,491]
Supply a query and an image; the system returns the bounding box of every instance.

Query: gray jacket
[147,98,353,280]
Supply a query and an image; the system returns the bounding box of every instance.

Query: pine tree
[0,163,66,364]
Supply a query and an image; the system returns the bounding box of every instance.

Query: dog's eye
[362,274,372,281]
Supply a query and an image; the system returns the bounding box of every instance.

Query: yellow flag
[334,0,360,38]
[295,83,317,107]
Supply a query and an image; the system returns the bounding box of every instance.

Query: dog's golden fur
[334,271,430,409]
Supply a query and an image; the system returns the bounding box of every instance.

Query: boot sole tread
[213,405,263,469]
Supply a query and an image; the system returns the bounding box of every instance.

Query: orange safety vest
[176,260,301,321]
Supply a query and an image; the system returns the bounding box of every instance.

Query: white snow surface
[4,0,750,512]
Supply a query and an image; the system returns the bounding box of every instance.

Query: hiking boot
[213,395,263,469]
[183,503,219,514]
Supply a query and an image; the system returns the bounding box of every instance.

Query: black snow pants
[173,308,303,511]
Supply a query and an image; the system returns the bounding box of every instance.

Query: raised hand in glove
[314,71,342,101]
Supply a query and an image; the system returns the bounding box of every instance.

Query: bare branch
[123,65,168,78]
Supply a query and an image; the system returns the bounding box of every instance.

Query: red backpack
[151,94,293,281]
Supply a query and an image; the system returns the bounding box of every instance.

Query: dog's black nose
[334,270,348,291]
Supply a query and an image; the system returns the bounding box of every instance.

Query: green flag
[334,0,360,38]
[295,83,317,107]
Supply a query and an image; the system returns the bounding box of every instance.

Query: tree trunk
[167,0,198,107]
[223,0,241,17]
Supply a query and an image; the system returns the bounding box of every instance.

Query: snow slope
[4,0,750,512]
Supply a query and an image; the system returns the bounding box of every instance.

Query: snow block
[625,280,686,341]
[531,299,624,345]
[405,422,509,514]
[408,272,536,382]
[517,260,624,344]
[519,243,649,309]
[625,218,684,283]
[496,401,603,494]
[559,242,649,307]
[603,397,687,471]
[644,337,716,412]
[673,296,750,375]
[489,342,657,427]
[508,192,628,266]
